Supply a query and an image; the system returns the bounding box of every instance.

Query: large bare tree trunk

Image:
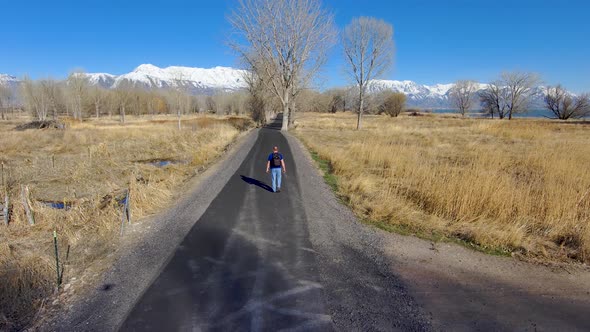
[177,109,182,130]
[281,91,290,131]
[281,105,289,131]
[288,100,296,127]
[228,0,336,132]
[357,94,364,130]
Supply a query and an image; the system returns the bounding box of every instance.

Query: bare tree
[379,92,406,117]
[244,70,269,124]
[502,72,539,119]
[21,77,51,121]
[104,89,119,118]
[0,85,12,120]
[228,0,336,131]
[39,79,63,120]
[206,96,217,113]
[67,71,89,120]
[146,90,159,117]
[296,89,331,112]
[329,93,345,113]
[545,85,590,120]
[89,86,106,118]
[342,17,394,129]
[169,72,190,130]
[115,80,134,123]
[449,80,478,117]
[480,82,507,119]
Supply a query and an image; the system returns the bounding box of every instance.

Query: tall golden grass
[294,112,590,263]
[0,114,252,330]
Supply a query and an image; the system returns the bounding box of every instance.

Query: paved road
[119,118,430,331]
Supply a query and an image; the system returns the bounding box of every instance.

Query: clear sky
[2,0,589,92]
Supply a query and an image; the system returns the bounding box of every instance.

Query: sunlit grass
[294,112,590,263]
[0,114,253,330]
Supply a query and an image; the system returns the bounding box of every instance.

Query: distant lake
[430,109,577,119]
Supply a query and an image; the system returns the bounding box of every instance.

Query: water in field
[430,109,585,119]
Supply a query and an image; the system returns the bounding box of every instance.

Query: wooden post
[1,162,6,226]
[21,185,35,225]
[3,194,9,226]
[120,196,126,236]
[126,187,131,224]
[53,230,62,287]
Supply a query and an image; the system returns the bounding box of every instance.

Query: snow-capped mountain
[367,80,492,108]
[85,64,248,94]
[0,74,19,88]
[0,74,21,102]
[1,66,562,109]
[85,72,117,89]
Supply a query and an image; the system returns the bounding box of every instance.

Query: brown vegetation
[379,92,406,117]
[0,114,253,330]
[294,112,590,264]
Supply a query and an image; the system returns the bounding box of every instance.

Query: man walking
[266,146,286,193]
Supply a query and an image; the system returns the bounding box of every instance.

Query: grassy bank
[294,112,590,263]
[0,115,253,330]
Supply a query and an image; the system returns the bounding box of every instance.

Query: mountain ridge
[0,65,559,108]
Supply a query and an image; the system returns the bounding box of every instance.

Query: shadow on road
[240,175,274,193]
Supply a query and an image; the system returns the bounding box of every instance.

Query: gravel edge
[284,132,432,331]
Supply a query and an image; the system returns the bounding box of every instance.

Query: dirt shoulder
[286,131,590,331]
[37,128,260,331]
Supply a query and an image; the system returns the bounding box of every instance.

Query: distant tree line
[4,0,587,124]
[451,72,590,120]
[228,0,398,130]
[0,71,253,124]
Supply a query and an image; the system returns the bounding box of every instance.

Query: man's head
[273,146,279,153]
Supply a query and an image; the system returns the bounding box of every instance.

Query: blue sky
[1,0,589,92]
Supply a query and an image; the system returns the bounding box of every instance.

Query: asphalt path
[119,117,430,331]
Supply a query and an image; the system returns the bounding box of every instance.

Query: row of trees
[230,0,587,125]
[0,85,13,120]
[450,73,590,120]
[229,0,396,130]
[0,74,253,125]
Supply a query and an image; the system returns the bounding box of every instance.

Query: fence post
[21,185,35,225]
[1,163,8,226]
[120,191,127,236]
[53,230,62,288]
[126,187,131,224]
[3,193,9,226]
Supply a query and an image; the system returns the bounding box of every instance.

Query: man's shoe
[276,188,281,193]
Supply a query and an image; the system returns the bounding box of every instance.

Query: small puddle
[40,201,73,210]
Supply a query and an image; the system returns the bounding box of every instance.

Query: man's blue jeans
[271,168,282,192]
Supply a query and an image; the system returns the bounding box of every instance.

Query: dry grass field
[0,114,253,330]
[294,112,590,264]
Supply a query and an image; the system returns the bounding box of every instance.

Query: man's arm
[281,159,286,173]
[266,160,270,173]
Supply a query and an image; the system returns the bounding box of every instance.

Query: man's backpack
[272,153,281,167]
